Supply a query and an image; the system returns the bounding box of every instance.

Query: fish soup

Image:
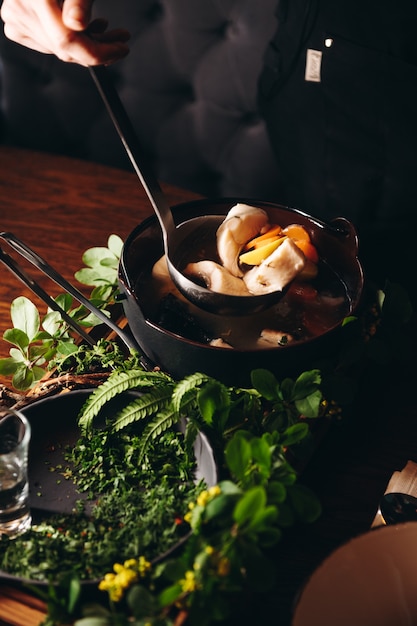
[138,258,351,351]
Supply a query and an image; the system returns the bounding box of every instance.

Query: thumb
[62,0,94,30]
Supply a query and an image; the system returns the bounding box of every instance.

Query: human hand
[0,0,130,65]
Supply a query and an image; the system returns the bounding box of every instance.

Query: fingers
[89,27,131,45]
[61,0,93,31]
[63,33,131,65]
[1,0,131,65]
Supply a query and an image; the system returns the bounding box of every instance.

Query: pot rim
[118,197,364,352]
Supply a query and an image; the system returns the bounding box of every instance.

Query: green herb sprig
[0,424,205,583]
[0,235,124,390]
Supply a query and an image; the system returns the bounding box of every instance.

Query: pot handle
[329,217,360,250]
[0,231,139,353]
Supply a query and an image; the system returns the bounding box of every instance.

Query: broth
[137,257,351,350]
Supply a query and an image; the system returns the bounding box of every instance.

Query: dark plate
[0,388,217,585]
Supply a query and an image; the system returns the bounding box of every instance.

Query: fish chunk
[258,329,294,347]
[152,255,185,300]
[243,238,306,295]
[216,203,270,277]
[209,338,234,349]
[185,260,250,295]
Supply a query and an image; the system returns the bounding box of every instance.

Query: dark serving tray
[0,388,217,584]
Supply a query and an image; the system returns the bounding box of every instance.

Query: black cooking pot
[118,199,364,387]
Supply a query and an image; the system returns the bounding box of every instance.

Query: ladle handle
[0,231,138,353]
[88,65,175,242]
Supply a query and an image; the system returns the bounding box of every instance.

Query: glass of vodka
[0,408,31,537]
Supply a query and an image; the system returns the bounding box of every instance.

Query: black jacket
[259,0,417,284]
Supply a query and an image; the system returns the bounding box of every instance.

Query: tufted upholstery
[0,0,283,199]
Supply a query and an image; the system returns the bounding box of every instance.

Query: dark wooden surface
[0,146,198,364]
[0,146,416,626]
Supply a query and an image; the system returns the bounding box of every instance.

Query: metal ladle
[88,66,293,316]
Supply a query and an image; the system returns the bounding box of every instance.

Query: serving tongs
[0,231,138,352]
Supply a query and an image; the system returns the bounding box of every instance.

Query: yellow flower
[109,586,124,603]
[208,485,221,498]
[98,574,125,603]
[99,573,117,592]
[205,545,215,555]
[197,490,209,507]
[179,570,199,593]
[196,485,221,508]
[113,562,124,574]
[137,555,151,577]
[118,568,137,588]
[102,572,116,584]
[185,485,222,525]
[99,556,151,603]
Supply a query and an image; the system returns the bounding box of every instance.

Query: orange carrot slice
[239,237,286,266]
[243,224,282,250]
[294,240,319,264]
[248,235,283,250]
[282,224,311,242]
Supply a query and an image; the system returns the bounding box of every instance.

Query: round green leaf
[233,486,266,526]
[224,434,251,481]
[250,369,279,400]
[3,327,29,350]
[10,296,40,342]
[0,357,19,375]
[12,365,34,391]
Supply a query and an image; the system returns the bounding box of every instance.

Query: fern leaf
[112,386,174,432]
[183,419,199,458]
[171,372,213,413]
[138,407,179,463]
[78,369,173,431]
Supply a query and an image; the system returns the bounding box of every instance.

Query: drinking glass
[0,408,31,537]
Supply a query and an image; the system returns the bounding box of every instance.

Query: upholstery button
[242,112,260,126]
[224,19,240,40]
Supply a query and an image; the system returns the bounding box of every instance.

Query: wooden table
[0,146,416,626]
[0,145,200,625]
